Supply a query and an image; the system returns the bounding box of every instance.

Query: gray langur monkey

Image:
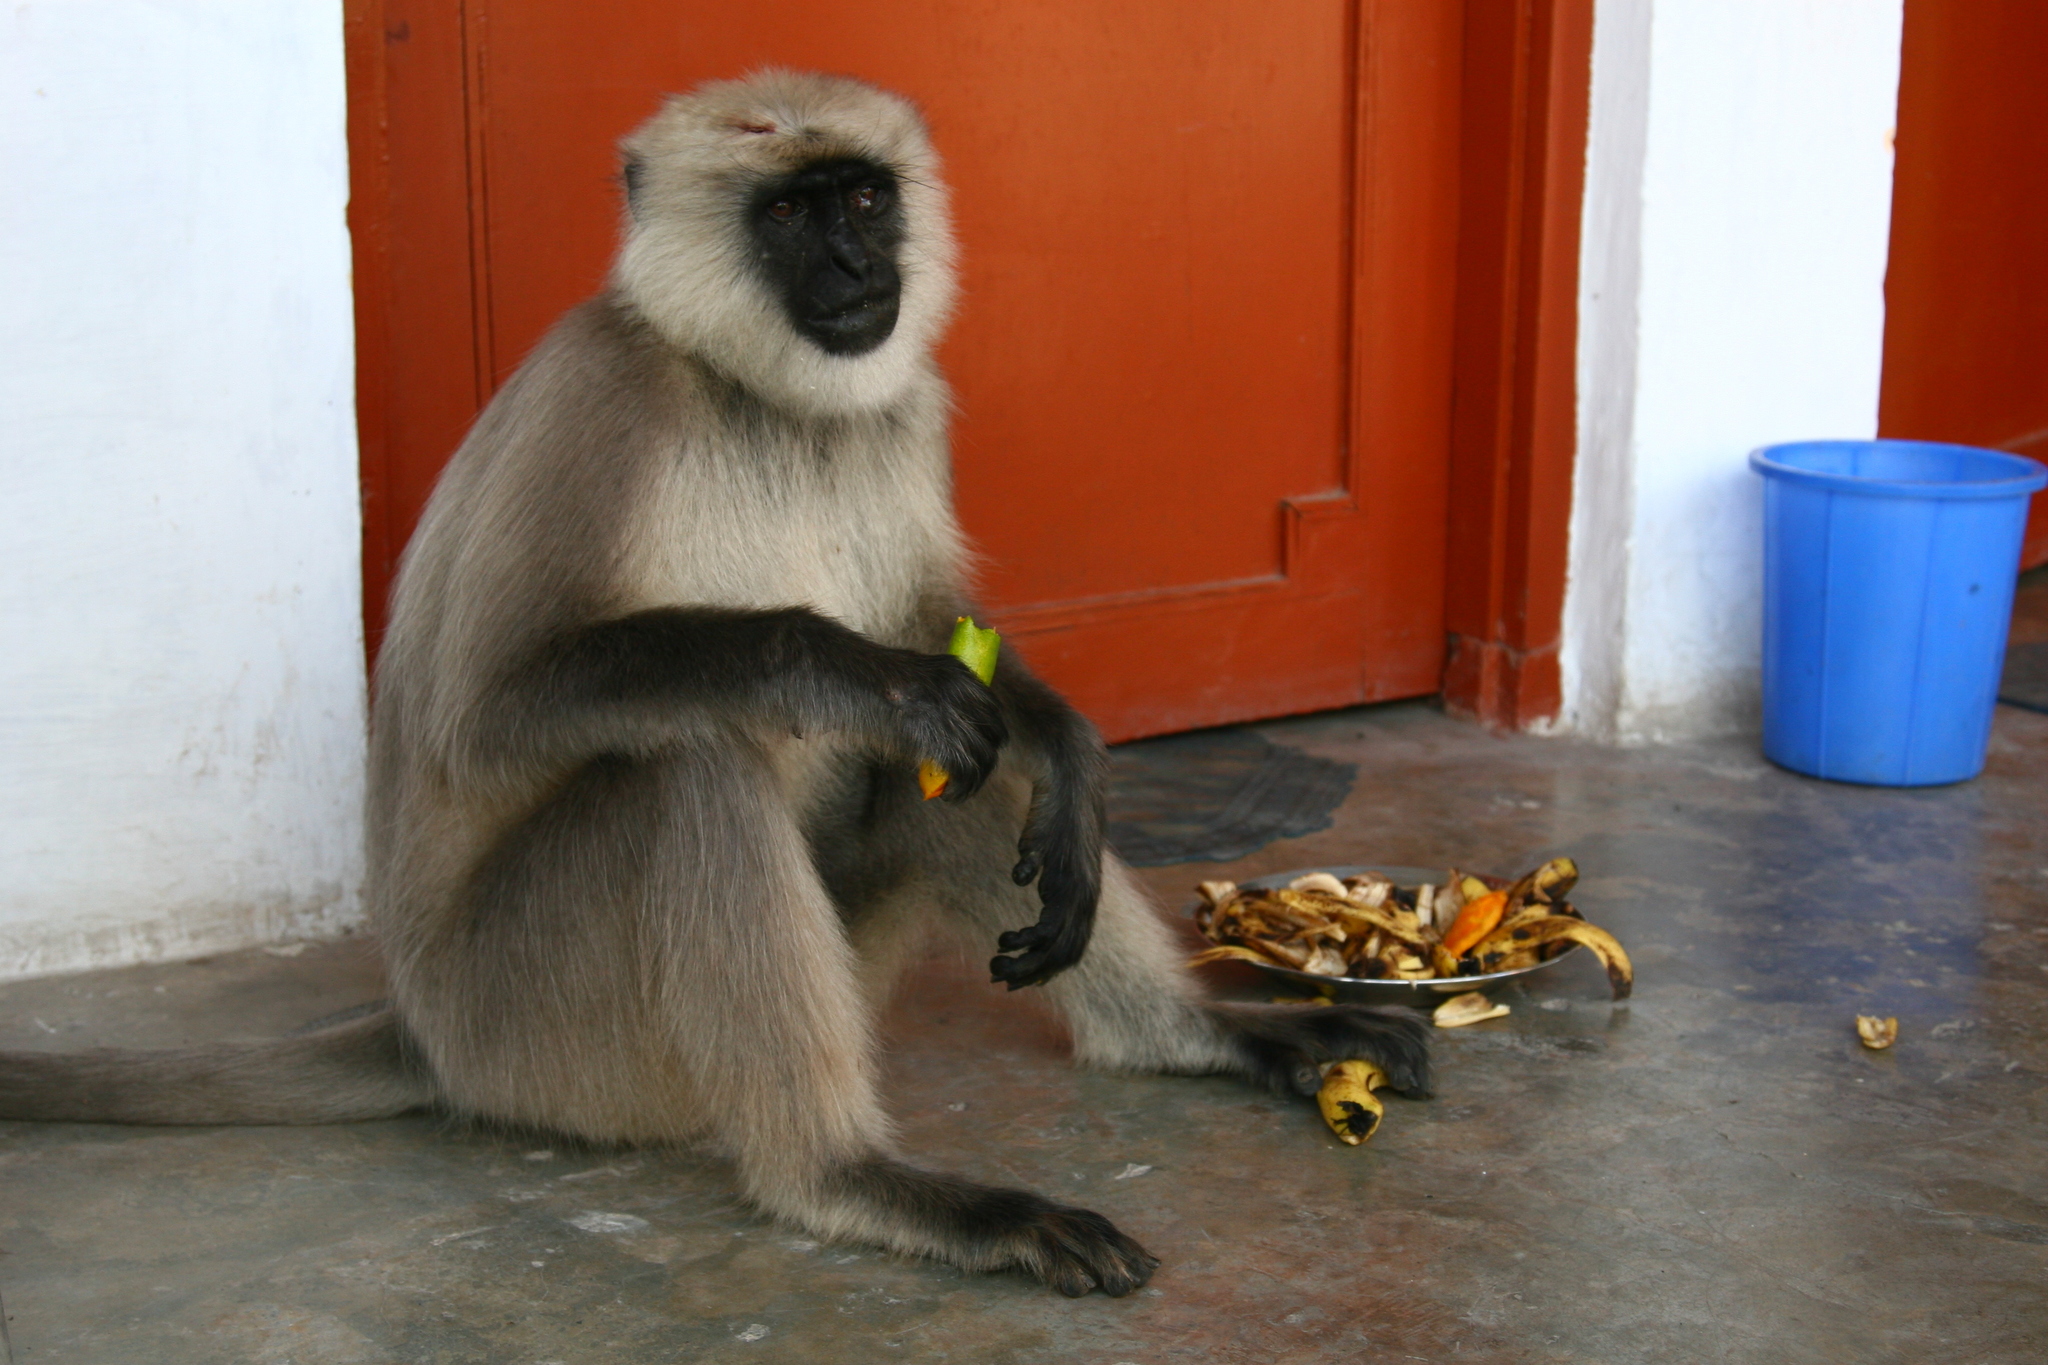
[0,71,1428,1297]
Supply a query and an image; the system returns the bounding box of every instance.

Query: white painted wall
[1561,0,1905,742]
[0,4,364,978]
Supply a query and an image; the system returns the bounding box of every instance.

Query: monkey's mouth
[800,295,900,356]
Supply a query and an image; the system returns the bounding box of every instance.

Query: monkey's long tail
[0,1006,435,1125]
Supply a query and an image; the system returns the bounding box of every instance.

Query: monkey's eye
[848,185,887,215]
[767,200,804,223]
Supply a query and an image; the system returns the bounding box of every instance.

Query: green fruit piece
[948,616,1001,685]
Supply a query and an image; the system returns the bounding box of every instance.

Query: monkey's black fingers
[990,944,1077,991]
[989,931,1090,991]
[989,900,1094,987]
[1010,849,1043,886]
[989,951,1042,990]
[990,843,1102,987]
[891,653,1008,800]
[995,922,1051,953]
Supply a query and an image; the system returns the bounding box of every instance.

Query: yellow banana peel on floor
[1316,1059,1388,1145]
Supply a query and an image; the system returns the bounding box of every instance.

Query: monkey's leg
[852,766,1432,1100]
[575,743,1158,1298]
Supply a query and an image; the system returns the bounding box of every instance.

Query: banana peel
[1434,991,1510,1027]
[1474,917,1633,999]
[1318,896,1431,949]
[1186,943,1285,968]
[1502,855,1579,911]
[1856,1015,1898,1050]
[1316,1059,1388,1144]
[1490,902,1565,940]
[917,617,1001,800]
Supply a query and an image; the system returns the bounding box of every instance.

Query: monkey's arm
[488,605,1006,792]
[985,649,1108,989]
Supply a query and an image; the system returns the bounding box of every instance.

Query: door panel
[351,1,1463,740]
[1881,0,2048,568]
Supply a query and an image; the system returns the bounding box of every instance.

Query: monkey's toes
[1219,1001,1434,1100]
[1316,1005,1433,1098]
[1022,1206,1158,1298]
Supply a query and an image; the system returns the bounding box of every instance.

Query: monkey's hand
[884,652,1008,802]
[991,773,1103,990]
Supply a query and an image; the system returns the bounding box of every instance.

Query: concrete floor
[4,593,2047,1362]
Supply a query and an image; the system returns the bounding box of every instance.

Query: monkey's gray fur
[0,71,1427,1296]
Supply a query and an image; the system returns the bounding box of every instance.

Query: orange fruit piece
[1441,889,1509,958]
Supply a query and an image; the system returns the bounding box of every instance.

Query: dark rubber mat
[1106,726,1357,867]
[2000,640,2048,714]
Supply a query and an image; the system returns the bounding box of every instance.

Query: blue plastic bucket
[1750,439,2046,786]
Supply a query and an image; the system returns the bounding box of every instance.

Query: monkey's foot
[1003,1200,1158,1298]
[825,1158,1158,1296]
[1211,1001,1433,1100]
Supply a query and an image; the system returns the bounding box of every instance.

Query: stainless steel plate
[1190,864,1583,1007]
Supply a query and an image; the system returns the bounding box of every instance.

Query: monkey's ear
[622,158,646,219]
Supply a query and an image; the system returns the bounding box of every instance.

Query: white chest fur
[620,414,960,648]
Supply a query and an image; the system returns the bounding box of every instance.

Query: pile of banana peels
[1189,856,1633,1000]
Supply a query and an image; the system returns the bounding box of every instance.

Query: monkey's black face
[748,158,904,356]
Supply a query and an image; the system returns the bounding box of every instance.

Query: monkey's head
[615,70,957,416]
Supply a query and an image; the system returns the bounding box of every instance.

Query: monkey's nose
[823,220,871,284]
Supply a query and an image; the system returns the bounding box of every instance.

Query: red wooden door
[1880,0,2048,569]
[349,2,1465,741]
